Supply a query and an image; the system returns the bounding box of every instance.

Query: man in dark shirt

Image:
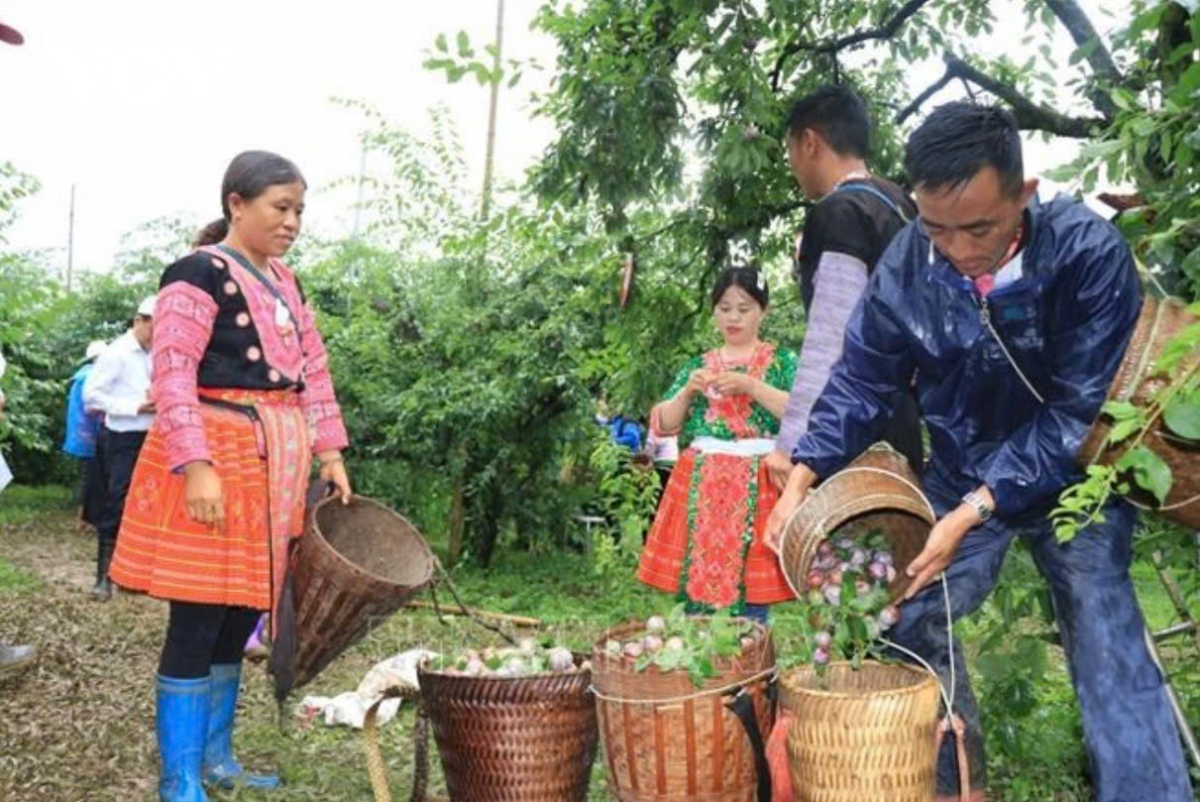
[765,85,922,490]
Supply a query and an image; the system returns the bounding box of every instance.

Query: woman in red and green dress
[637,268,798,622]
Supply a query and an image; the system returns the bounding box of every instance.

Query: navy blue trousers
[888,479,1191,800]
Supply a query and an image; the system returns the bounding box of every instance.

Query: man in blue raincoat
[766,102,1191,801]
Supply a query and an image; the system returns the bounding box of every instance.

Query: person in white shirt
[83,295,156,601]
[0,347,37,678]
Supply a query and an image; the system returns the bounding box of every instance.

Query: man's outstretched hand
[764,450,793,491]
[764,463,818,552]
[902,491,991,600]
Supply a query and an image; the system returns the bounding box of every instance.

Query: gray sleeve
[776,251,870,457]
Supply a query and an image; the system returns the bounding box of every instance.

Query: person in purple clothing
[763,85,922,492]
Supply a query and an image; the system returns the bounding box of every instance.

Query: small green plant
[781,529,899,675]
[600,605,757,687]
[1053,302,1200,542]
[0,559,41,594]
[586,437,662,590]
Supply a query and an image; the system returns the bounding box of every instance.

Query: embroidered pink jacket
[152,246,349,471]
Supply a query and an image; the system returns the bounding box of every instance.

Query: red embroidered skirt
[637,447,795,606]
[109,388,312,615]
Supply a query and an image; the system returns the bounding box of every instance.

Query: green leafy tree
[0,164,169,482]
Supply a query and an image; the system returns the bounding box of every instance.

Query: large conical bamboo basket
[777,445,935,603]
[283,495,436,693]
[1078,294,1200,528]
[780,661,940,802]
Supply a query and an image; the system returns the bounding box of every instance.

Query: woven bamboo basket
[288,495,436,691]
[591,619,775,802]
[777,445,934,603]
[417,658,599,802]
[780,661,940,802]
[1077,294,1200,529]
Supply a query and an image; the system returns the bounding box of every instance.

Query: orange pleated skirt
[109,389,311,614]
[637,447,795,606]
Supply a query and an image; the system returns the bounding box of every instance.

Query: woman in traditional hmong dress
[637,268,798,622]
[108,151,351,801]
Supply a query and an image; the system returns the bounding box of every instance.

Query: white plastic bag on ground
[298,648,437,730]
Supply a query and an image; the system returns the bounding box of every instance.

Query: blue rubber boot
[156,675,210,802]
[203,663,280,790]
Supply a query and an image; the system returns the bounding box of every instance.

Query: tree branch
[946,54,1108,137]
[770,0,933,91]
[711,199,808,240]
[634,216,694,244]
[899,53,1110,138]
[897,68,955,124]
[1043,0,1121,116]
[1044,0,1122,82]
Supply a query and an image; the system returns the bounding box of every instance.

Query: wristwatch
[962,490,994,523]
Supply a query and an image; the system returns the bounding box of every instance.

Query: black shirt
[796,177,917,309]
[160,253,307,392]
[794,177,925,472]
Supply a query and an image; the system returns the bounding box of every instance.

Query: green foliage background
[2,3,1200,798]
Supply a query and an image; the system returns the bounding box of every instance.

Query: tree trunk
[473,483,503,567]
[447,470,466,566]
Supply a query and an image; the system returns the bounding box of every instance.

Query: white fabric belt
[690,437,776,456]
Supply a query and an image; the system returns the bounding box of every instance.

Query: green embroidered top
[658,342,798,448]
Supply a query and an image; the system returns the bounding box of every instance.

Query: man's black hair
[905,102,1024,197]
[785,84,871,159]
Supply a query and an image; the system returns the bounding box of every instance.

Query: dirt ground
[0,506,477,802]
[1,511,165,801]
[5,501,1195,802]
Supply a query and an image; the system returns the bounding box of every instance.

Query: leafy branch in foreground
[1053,301,1200,541]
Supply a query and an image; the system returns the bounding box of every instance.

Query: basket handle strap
[726,686,772,802]
[409,699,432,802]
[364,694,395,802]
[268,536,303,711]
[429,559,519,647]
[269,479,340,710]
[306,479,339,508]
[935,714,971,802]
[364,688,435,802]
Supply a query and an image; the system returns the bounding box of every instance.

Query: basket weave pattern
[777,446,934,602]
[417,667,599,802]
[780,662,940,802]
[1077,295,1200,528]
[591,621,775,802]
[291,496,436,689]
